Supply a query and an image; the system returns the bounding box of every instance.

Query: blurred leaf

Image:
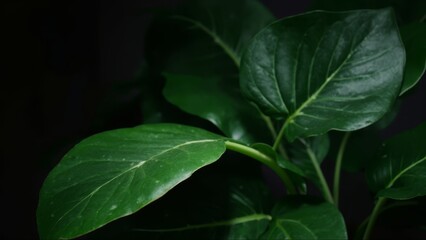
[144,0,274,142]
[399,22,426,95]
[240,8,405,141]
[163,73,270,143]
[261,197,347,239]
[367,122,426,200]
[37,124,226,239]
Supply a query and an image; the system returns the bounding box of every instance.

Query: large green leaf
[240,8,405,141]
[163,73,270,143]
[367,122,426,200]
[261,197,347,239]
[37,124,226,239]
[146,0,274,143]
[161,0,275,70]
[399,22,426,95]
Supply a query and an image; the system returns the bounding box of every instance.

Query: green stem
[357,200,417,238]
[272,123,286,151]
[363,197,387,240]
[333,132,351,207]
[225,141,297,194]
[134,213,271,232]
[305,146,334,204]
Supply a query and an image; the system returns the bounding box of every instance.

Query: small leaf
[37,124,226,239]
[399,22,426,95]
[240,8,405,141]
[261,197,347,239]
[163,73,270,143]
[367,122,426,200]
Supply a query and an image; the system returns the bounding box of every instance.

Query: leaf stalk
[362,197,387,240]
[305,146,334,204]
[333,132,351,207]
[225,141,297,194]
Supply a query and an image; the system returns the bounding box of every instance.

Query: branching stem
[225,141,297,194]
[272,123,286,151]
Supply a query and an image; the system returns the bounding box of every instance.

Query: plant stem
[225,141,297,194]
[306,147,334,204]
[272,123,286,151]
[134,213,271,232]
[333,132,351,207]
[363,197,387,240]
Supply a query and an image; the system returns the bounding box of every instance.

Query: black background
[2,0,425,239]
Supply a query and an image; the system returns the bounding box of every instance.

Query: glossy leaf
[261,197,347,239]
[287,134,330,187]
[240,8,405,141]
[163,73,270,143]
[37,124,226,239]
[367,122,426,200]
[399,23,426,95]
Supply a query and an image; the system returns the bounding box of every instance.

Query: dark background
[2,0,425,239]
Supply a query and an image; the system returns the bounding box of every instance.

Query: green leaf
[168,0,274,68]
[37,124,226,239]
[261,197,347,239]
[399,22,426,95]
[154,0,274,144]
[224,178,274,239]
[240,8,405,141]
[133,177,273,240]
[287,135,330,186]
[163,73,270,143]
[367,122,426,200]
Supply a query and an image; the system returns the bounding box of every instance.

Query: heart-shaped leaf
[147,0,274,143]
[367,122,426,200]
[399,22,426,95]
[240,8,405,141]
[37,124,226,239]
[261,197,347,239]
[163,73,271,143]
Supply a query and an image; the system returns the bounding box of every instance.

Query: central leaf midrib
[51,139,220,235]
[277,219,317,239]
[282,44,357,133]
[385,156,426,189]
